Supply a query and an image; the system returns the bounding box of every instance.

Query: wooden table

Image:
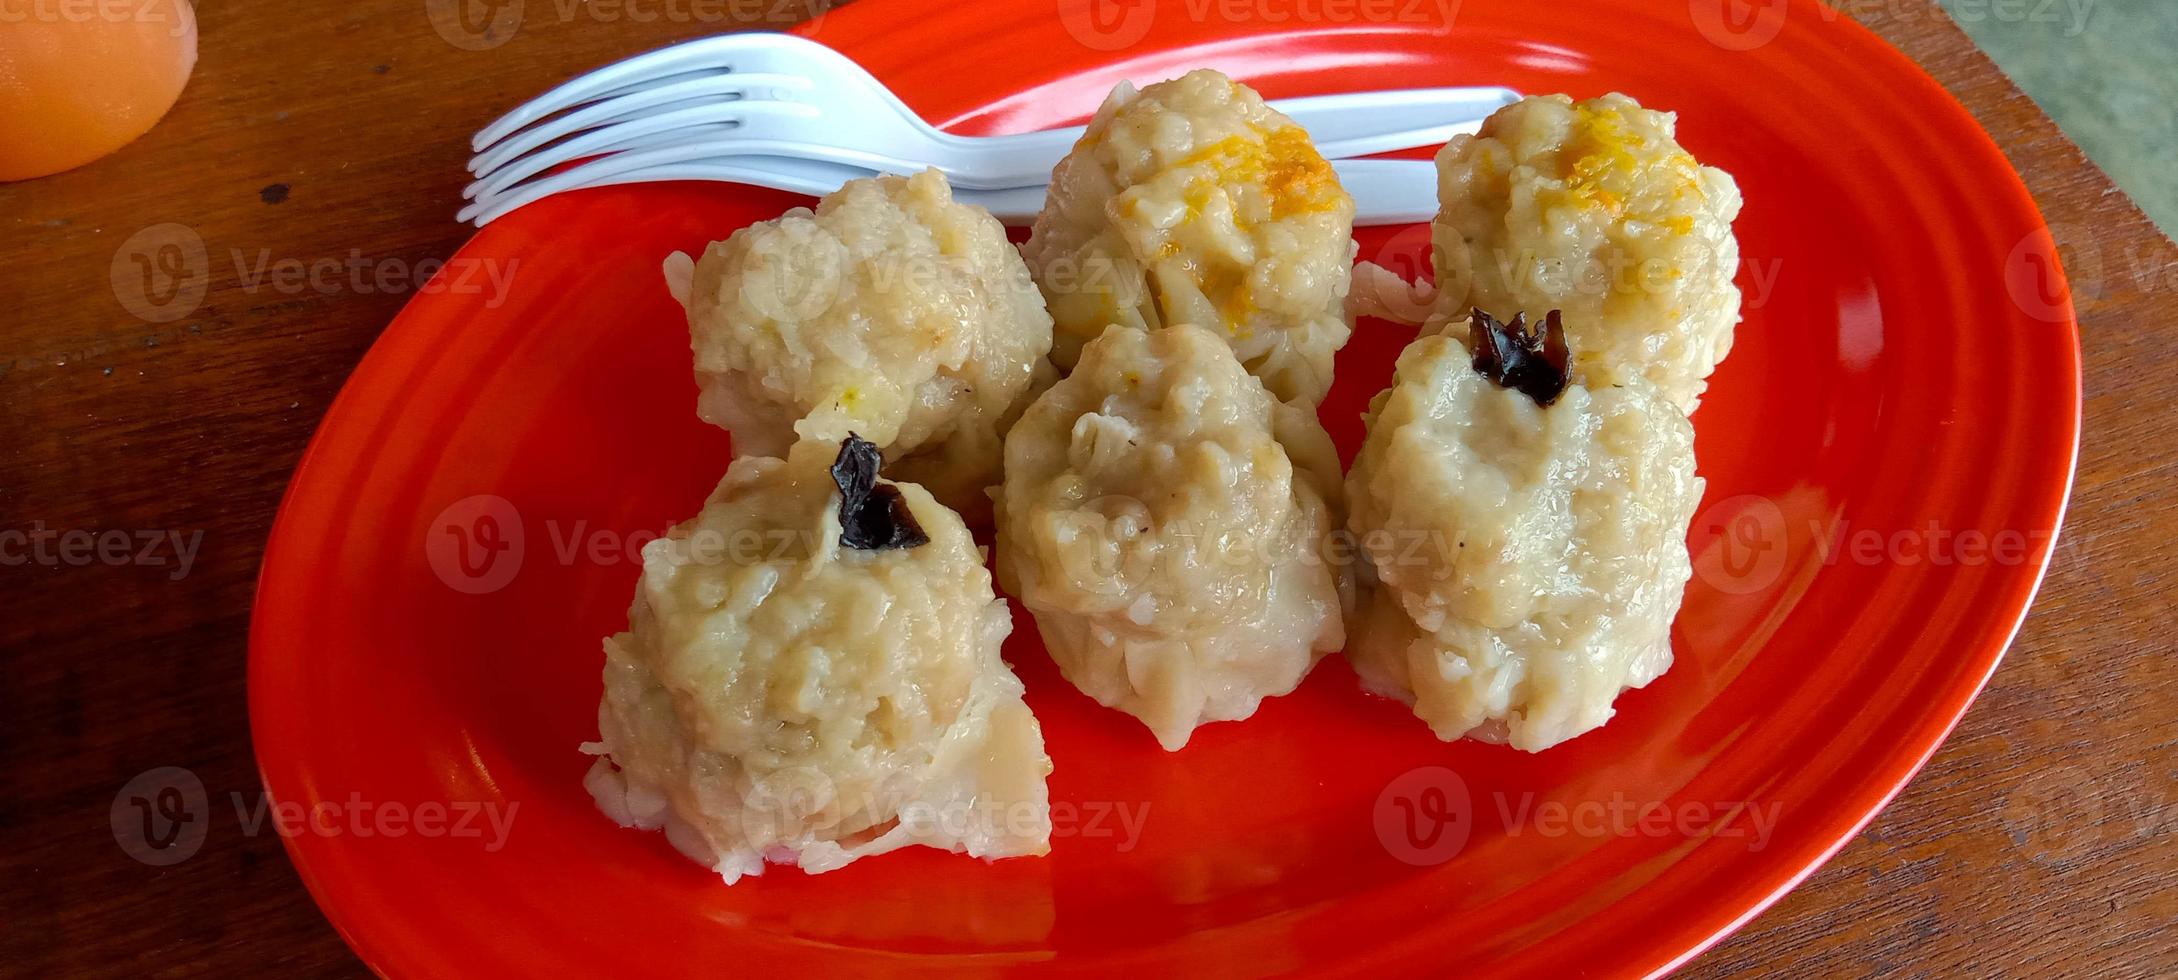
[3,0,2171,974]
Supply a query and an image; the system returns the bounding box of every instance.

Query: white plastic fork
[461,156,1442,228]
[465,81,1505,199]
[461,31,1513,225]
[469,32,1514,178]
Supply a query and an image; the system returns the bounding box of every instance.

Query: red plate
[251,1,2080,975]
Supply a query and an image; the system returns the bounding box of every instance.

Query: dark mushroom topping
[830,434,929,551]
[1467,308,1571,406]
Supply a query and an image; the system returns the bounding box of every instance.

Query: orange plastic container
[0,0,198,181]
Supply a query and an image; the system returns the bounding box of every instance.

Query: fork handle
[955,159,1434,226]
[1272,87,1519,158]
[490,157,1441,228]
[952,86,1518,174]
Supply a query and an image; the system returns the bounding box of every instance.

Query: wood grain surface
[2,0,2171,975]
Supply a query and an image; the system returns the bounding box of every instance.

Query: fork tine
[467,101,823,201]
[469,72,814,179]
[581,67,730,107]
[460,145,863,226]
[572,124,750,163]
[471,32,839,152]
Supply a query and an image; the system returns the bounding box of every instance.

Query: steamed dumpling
[1345,311,1702,751]
[1021,70,1356,406]
[675,168,1054,517]
[584,436,1053,882]
[1427,94,1743,414]
[996,323,1347,750]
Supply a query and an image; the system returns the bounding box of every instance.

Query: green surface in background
[1950,0,2176,233]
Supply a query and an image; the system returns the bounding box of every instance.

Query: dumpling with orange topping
[1427,94,1743,414]
[1021,70,1356,406]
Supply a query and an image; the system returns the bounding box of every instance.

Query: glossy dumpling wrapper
[1426,93,1743,414]
[670,168,1055,519]
[1344,314,1702,751]
[583,437,1053,882]
[1020,69,1356,406]
[996,323,1348,750]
